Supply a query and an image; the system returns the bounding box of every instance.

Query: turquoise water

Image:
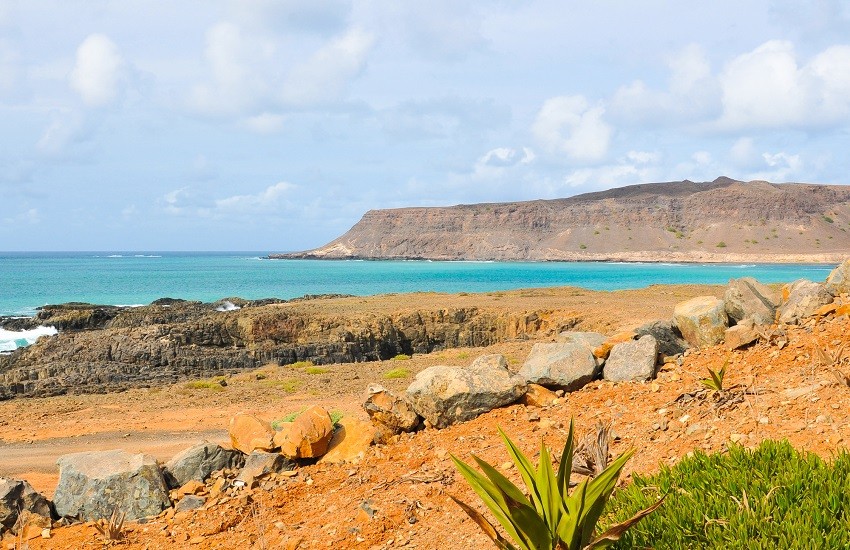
[0,252,836,318]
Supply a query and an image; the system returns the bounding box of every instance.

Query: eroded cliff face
[273,178,850,262]
[0,300,580,399]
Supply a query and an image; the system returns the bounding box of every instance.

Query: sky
[3,1,850,251]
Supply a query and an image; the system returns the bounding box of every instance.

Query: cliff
[272,177,850,262]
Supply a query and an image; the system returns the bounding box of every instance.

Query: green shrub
[824,215,834,223]
[716,241,727,248]
[260,379,299,392]
[452,421,661,549]
[392,353,412,361]
[383,367,410,379]
[579,244,587,250]
[184,376,227,391]
[606,440,850,549]
[289,360,314,369]
[304,366,329,375]
[272,409,344,430]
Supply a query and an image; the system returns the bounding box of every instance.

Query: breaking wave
[0,326,58,352]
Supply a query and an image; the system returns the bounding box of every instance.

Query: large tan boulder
[320,417,377,464]
[725,319,759,350]
[519,332,605,390]
[274,405,334,459]
[520,384,559,407]
[229,413,275,455]
[363,384,421,443]
[603,335,659,382]
[778,280,834,324]
[825,258,850,295]
[673,296,728,348]
[724,277,780,325]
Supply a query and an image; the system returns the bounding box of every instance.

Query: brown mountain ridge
[272,177,850,263]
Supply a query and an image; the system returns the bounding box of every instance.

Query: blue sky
[3,1,850,251]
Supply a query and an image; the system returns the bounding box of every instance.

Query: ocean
[0,251,836,349]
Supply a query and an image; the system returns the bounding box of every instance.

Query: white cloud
[691,151,712,165]
[625,150,660,164]
[748,151,803,181]
[215,181,295,212]
[4,207,39,225]
[563,163,656,189]
[36,110,87,155]
[281,28,373,106]
[69,34,126,107]
[729,137,759,168]
[240,112,286,134]
[470,146,535,181]
[531,95,611,163]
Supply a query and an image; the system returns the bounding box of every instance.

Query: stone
[825,258,850,295]
[319,417,377,464]
[673,296,728,348]
[725,319,759,350]
[163,442,244,489]
[406,354,527,428]
[519,332,605,390]
[363,384,422,443]
[520,384,559,407]
[724,277,780,325]
[635,320,690,357]
[777,280,834,325]
[603,335,659,382]
[236,451,295,485]
[53,450,170,521]
[174,495,205,513]
[592,332,637,360]
[0,479,53,535]
[229,413,275,455]
[274,405,335,459]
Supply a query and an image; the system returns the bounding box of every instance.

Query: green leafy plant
[716,241,727,248]
[383,367,411,379]
[701,362,727,392]
[606,440,850,548]
[450,421,662,550]
[392,353,412,361]
[304,366,328,375]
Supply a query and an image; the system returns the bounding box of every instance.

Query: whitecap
[0,326,58,352]
[216,301,241,312]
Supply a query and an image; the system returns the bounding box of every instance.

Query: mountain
[271,177,850,262]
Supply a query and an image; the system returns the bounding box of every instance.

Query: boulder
[235,451,295,485]
[519,333,604,390]
[174,495,205,513]
[0,479,53,535]
[778,280,834,324]
[593,332,637,360]
[319,417,377,464]
[825,259,850,295]
[520,384,559,407]
[406,354,526,429]
[274,405,335,459]
[673,296,728,348]
[724,277,780,325]
[603,335,659,382]
[635,320,690,357]
[725,319,760,350]
[53,450,170,521]
[163,442,244,489]
[229,413,275,455]
[363,384,422,442]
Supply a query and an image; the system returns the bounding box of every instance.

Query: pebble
[759,417,769,425]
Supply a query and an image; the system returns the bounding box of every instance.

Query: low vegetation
[304,366,329,375]
[288,360,314,369]
[716,241,727,248]
[383,367,411,379]
[183,376,227,391]
[272,409,344,430]
[606,440,850,549]
[392,353,412,361]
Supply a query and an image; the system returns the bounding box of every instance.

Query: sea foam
[0,326,58,352]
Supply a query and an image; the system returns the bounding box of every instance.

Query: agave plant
[700,362,727,393]
[451,421,662,550]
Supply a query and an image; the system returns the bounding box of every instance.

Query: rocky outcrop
[273,178,850,262]
[826,259,850,295]
[406,354,526,428]
[229,413,275,455]
[0,298,581,400]
[163,442,244,489]
[274,405,334,459]
[724,277,780,325]
[320,417,377,464]
[0,478,53,535]
[673,297,728,348]
[635,320,690,357]
[53,450,170,521]
[778,281,834,324]
[235,452,295,486]
[603,335,659,382]
[519,332,605,390]
[725,319,760,350]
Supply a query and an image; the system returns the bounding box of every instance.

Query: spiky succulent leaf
[450,495,519,550]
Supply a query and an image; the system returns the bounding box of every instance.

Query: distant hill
[272,177,850,263]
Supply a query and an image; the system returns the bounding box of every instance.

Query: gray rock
[603,335,659,382]
[778,280,834,324]
[163,442,244,489]
[825,258,850,295]
[0,478,53,535]
[53,450,170,521]
[236,451,295,485]
[725,318,760,350]
[635,320,689,357]
[724,277,780,325]
[519,332,605,390]
[363,384,422,443]
[174,495,206,513]
[673,296,728,348]
[406,354,527,428]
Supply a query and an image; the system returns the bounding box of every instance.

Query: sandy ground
[5,283,850,549]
